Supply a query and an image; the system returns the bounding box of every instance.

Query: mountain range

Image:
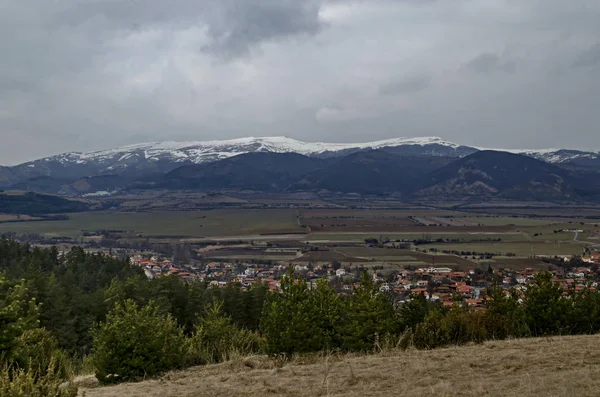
[1,136,599,202]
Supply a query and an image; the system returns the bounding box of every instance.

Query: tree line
[2,239,600,395]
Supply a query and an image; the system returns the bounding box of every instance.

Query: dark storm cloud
[55,0,324,57]
[201,1,323,56]
[1,0,600,164]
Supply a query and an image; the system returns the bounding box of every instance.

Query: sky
[1,0,600,165]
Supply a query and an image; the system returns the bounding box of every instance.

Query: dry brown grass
[78,334,600,397]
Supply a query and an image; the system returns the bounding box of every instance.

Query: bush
[187,302,263,365]
[0,359,77,397]
[399,294,439,331]
[92,300,187,384]
[12,328,72,381]
[407,307,488,349]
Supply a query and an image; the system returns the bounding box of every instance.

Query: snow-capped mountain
[1,136,477,183]
[43,136,470,167]
[1,136,598,191]
[512,149,600,165]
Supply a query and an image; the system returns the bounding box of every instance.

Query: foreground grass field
[78,334,600,397]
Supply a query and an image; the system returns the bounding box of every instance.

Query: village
[124,247,600,309]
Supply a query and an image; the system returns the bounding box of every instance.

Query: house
[258,270,275,278]
[399,280,412,290]
[465,299,483,307]
[143,269,155,280]
[456,285,474,297]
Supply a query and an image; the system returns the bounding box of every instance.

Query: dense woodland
[0,192,89,215]
[3,239,600,395]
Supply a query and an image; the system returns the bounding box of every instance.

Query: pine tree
[92,299,186,384]
[0,276,39,360]
[260,267,338,355]
[522,272,571,336]
[341,271,400,352]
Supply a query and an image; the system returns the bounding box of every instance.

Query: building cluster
[128,250,600,309]
[582,250,600,265]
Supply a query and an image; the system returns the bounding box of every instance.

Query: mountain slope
[0,136,476,188]
[289,150,454,195]
[4,136,600,199]
[154,152,328,191]
[0,166,18,187]
[414,150,588,200]
[512,148,600,166]
[154,150,460,195]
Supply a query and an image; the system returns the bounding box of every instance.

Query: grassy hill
[79,334,600,397]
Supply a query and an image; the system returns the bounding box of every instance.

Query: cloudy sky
[1,0,600,164]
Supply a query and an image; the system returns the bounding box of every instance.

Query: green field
[0,210,302,238]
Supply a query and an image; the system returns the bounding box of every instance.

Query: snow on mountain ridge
[38,136,463,166]
[20,136,600,169]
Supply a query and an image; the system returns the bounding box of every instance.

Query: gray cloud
[1,0,600,164]
[464,53,517,74]
[380,75,430,95]
[573,42,600,68]
[202,0,324,56]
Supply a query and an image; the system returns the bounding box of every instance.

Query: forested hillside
[0,192,89,215]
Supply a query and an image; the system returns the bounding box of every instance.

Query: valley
[2,199,598,276]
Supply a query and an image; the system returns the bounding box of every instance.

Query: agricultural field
[458,217,561,226]
[0,209,302,238]
[423,241,587,257]
[465,207,600,219]
[2,206,598,269]
[329,247,476,270]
